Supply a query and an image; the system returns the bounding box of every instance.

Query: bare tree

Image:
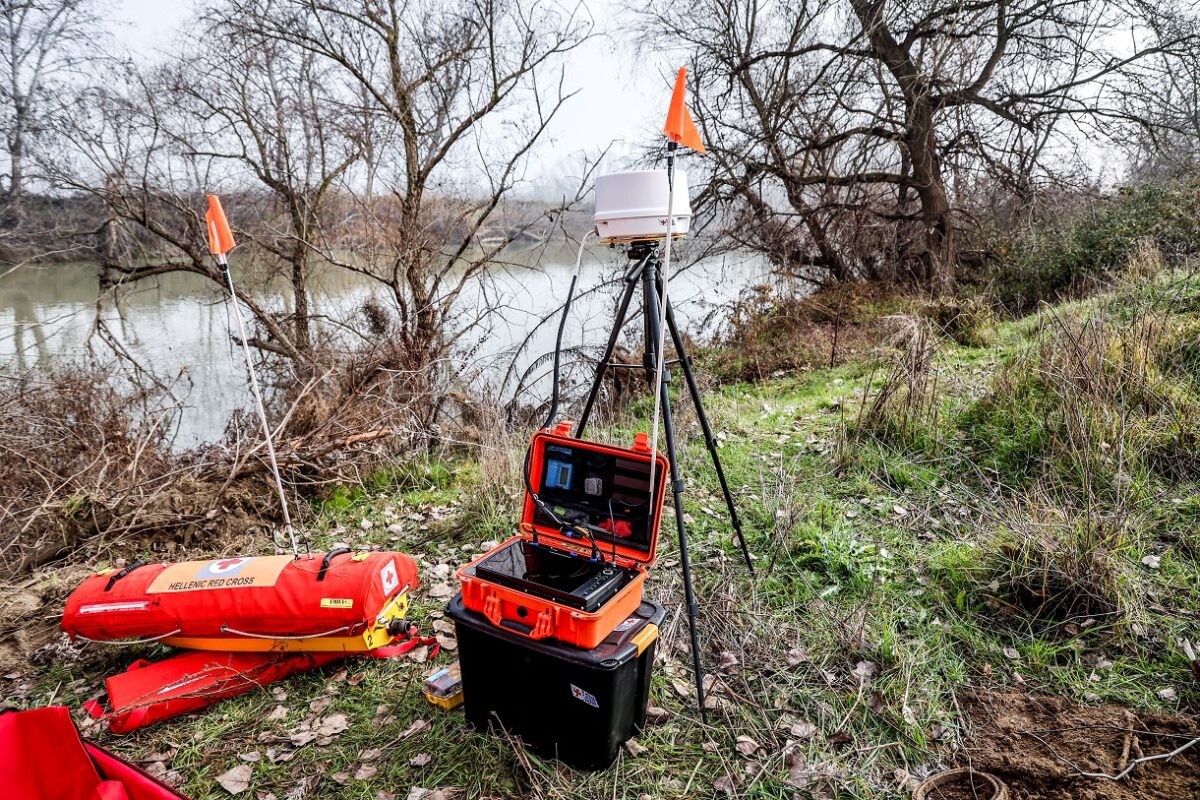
[46,0,592,445]
[160,14,368,359]
[641,0,1198,291]
[47,64,311,363]
[1126,11,1200,179]
[0,0,101,222]
[47,31,366,370]
[220,0,593,385]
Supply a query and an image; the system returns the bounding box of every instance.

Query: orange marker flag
[205,194,236,256]
[662,67,706,155]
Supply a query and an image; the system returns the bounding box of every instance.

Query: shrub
[709,281,909,382]
[961,298,1200,504]
[918,295,997,347]
[0,366,178,575]
[991,180,1200,310]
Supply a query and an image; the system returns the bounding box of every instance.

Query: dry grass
[0,366,183,576]
[709,282,909,382]
[985,497,1136,622]
[964,295,1198,627]
[851,315,944,453]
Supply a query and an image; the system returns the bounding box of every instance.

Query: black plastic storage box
[446,592,665,771]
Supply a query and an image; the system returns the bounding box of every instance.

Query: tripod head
[625,240,661,262]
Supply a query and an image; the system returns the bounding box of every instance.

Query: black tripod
[574,241,754,716]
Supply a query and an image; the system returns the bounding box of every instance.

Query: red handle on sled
[482,594,555,640]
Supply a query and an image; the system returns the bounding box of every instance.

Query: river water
[0,244,767,448]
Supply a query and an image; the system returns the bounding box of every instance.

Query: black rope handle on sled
[317,548,352,581]
[105,561,148,592]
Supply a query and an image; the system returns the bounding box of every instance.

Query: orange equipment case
[457,423,668,649]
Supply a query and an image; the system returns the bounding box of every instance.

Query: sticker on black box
[570,684,599,708]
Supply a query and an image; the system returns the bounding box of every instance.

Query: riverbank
[7,269,1200,799]
[0,246,767,447]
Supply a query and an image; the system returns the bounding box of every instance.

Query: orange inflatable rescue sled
[62,549,420,653]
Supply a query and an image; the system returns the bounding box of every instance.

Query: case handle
[482,594,554,640]
[317,547,352,581]
[104,560,147,591]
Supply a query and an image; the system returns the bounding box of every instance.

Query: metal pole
[663,296,754,574]
[646,141,679,510]
[216,254,299,557]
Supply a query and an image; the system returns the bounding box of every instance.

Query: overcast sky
[109,0,676,194]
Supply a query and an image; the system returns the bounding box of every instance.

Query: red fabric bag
[85,634,437,733]
[86,651,342,734]
[61,551,418,650]
[0,706,190,799]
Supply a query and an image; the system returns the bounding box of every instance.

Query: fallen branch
[1075,735,1200,782]
[1024,724,1200,783]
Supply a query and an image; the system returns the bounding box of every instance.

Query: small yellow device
[423,661,464,710]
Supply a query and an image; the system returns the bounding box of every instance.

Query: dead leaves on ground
[199,655,450,797]
[215,764,253,795]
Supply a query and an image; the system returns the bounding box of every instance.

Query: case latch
[531,608,556,639]
[482,594,503,628]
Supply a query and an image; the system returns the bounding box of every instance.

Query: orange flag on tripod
[662,67,705,155]
[205,194,236,256]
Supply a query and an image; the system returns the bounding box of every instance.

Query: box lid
[520,424,668,569]
[446,592,665,665]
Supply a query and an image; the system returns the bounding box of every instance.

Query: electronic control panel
[534,442,656,554]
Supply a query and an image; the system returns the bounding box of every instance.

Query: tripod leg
[644,261,707,720]
[574,266,642,439]
[664,299,755,575]
[662,377,709,719]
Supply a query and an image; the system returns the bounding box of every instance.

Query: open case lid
[521,422,669,568]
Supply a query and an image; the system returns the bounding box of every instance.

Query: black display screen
[479,539,594,590]
[473,539,633,612]
[535,442,656,554]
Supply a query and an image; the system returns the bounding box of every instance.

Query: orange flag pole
[205,194,299,557]
[205,194,237,264]
[662,67,706,155]
[647,66,710,719]
[647,67,705,507]
[647,67,705,503]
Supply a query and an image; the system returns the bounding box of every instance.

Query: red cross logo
[195,556,254,579]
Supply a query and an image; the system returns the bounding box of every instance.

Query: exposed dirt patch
[0,564,94,675]
[0,589,55,674]
[960,691,1200,800]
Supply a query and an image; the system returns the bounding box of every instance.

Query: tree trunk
[291,241,311,354]
[905,98,955,293]
[802,208,851,282]
[4,97,26,224]
[851,0,955,292]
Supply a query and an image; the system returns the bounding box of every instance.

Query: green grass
[20,273,1200,799]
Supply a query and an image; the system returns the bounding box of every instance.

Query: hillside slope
[10,271,1200,799]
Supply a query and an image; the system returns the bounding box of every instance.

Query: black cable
[541,274,577,431]
[522,443,601,560]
